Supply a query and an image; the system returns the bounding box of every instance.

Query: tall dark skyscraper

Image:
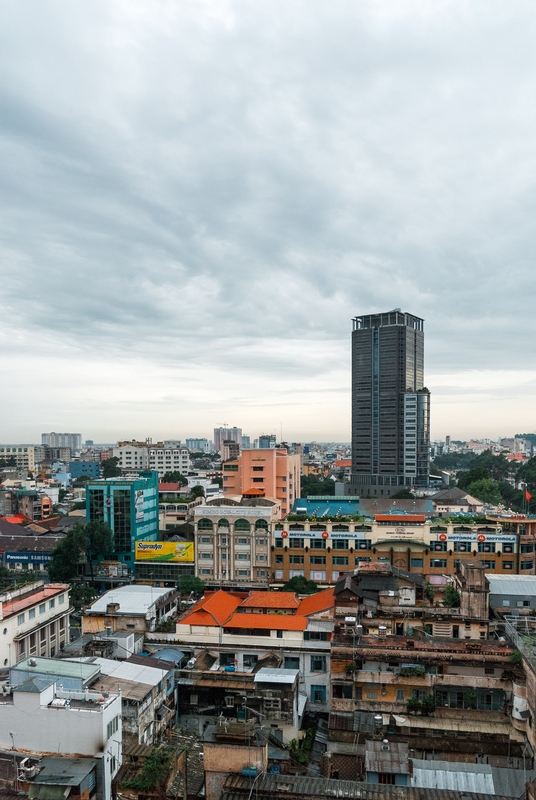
[350,309,430,498]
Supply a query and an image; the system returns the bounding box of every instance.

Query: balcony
[350,670,509,691]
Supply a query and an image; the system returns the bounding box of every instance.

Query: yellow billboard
[135,541,194,562]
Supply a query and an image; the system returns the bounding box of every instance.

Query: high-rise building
[350,309,430,497]
[41,432,82,451]
[259,434,276,449]
[222,448,301,518]
[214,427,242,452]
[186,438,212,452]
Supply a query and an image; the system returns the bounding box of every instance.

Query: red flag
[527,490,532,502]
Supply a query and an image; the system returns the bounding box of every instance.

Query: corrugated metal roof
[487,574,536,595]
[365,740,409,774]
[306,620,334,632]
[79,656,168,686]
[412,760,494,794]
[16,657,99,682]
[221,772,518,800]
[254,668,299,684]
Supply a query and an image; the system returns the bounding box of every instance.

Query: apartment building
[0,444,38,471]
[0,676,121,800]
[0,581,71,667]
[175,587,335,713]
[223,448,301,518]
[194,502,279,589]
[41,432,82,450]
[148,444,190,477]
[325,560,528,775]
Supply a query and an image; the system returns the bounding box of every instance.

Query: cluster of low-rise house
[4,556,536,799]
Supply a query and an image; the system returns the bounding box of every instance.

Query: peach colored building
[222,448,301,518]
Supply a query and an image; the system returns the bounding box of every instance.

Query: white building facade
[0,582,71,668]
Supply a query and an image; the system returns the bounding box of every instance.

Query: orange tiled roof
[298,587,335,616]
[1,584,69,617]
[183,589,241,626]
[3,514,31,524]
[240,591,299,610]
[224,613,307,631]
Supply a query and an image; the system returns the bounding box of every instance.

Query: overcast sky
[1,0,535,445]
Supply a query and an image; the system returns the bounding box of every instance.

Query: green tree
[48,527,87,582]
[69,583,98,609]
[443,586,461,608]
[190,485,205,498]
[101,457,121,478]
[457,466,489,490]
[300,476,335,496]
[466,478,501,504]
[391,489,415,499]
[281,576,318,594]
[177,575,205,597]
[124,746,175,797]
[48,521,113,582]
[162,471,188,485]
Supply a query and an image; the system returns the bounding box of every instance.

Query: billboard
[5,552,52,563]
[135,541,194,562]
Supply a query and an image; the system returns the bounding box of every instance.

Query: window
[310,555,326,564]
[332,539,348,550]
[235,520,251,532]
[276,630,283,639]
[332,684,352,699]
[310,655,326,672]
[310,539,326,549]
[396,689,405,703]
[285,656,300,669]
[200,553,212,559]
[454,542,471,552]
[58,595,65,605]
[17,613,25,625]
[275,555,284,564]
[411,558,423,568]
[430,559,447,568]
[311,685,326,703]
[200,537,211,543]
[256,555,265,562]
[107,715,119,739]
[39,604,45,615]
[521,544,535,553]
[289,569,304,578]
[237,553,249,561]
[257,539,266,545]
[478,542,496,553]
[252,478,264,483]
[201,568,212,575]
[289,538,304,549]
[275,538,283,548]
[485,668,495,675]
[237,537,249,545]
[289,555,304,564]
[29,608,36,620]
[502,561,514,570]
[198,518,213,530]
[332,556,348,565]
[481,560,495,570]
[431,541,447,552]
[503,544,514,553]
[237,569,248,576]
[521,561,534,570]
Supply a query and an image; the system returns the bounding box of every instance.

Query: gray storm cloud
[1,0,536,440]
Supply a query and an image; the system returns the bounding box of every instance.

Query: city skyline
[1,2,536,442]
